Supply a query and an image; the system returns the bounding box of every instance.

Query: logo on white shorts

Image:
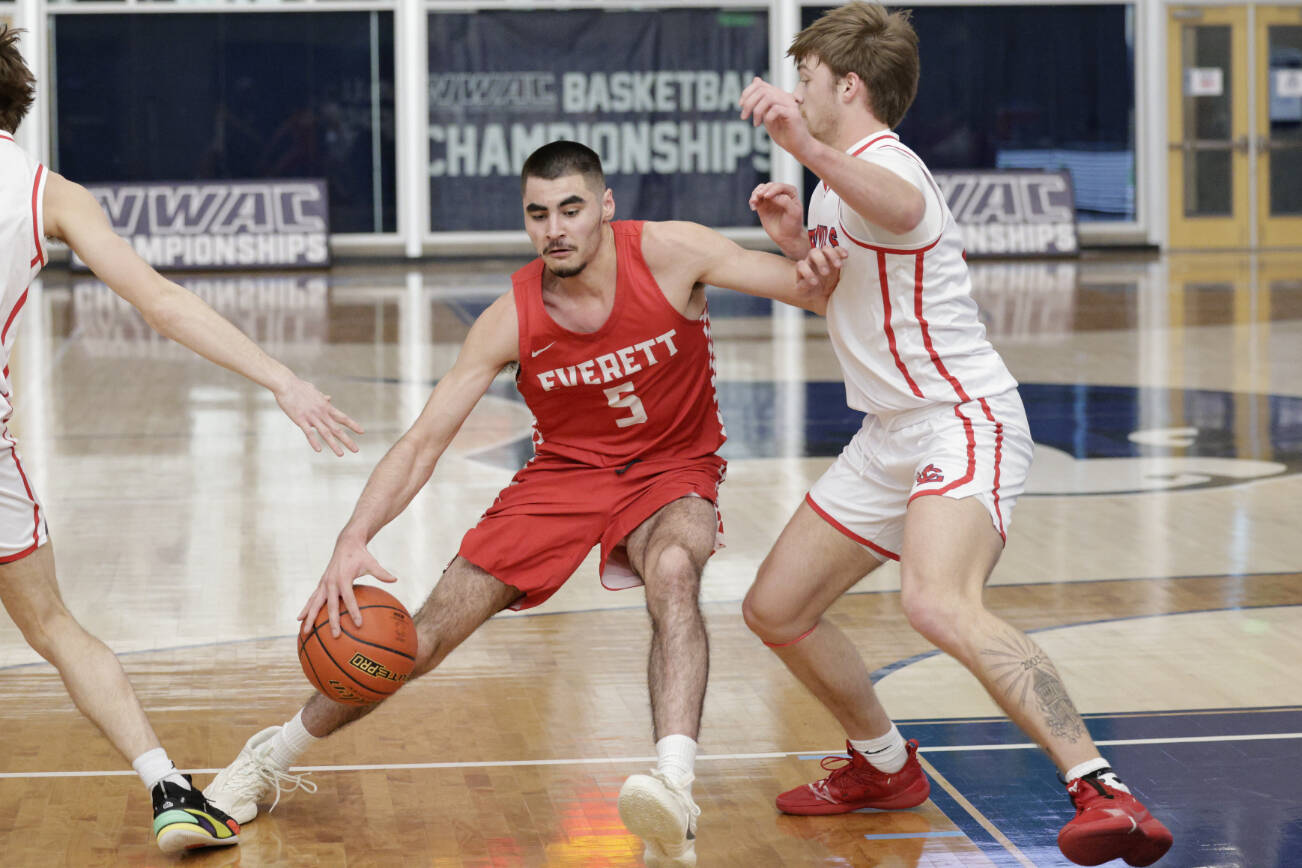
[916,464,945,485]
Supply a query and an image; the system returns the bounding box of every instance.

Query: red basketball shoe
[1058,770,1173,866]
[776,740,930,815]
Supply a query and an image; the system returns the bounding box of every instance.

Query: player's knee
[644,543,702,605]
[408,630,448,680]
[900,583,970,653]
[741,589,805,646]
[15,602,80,662]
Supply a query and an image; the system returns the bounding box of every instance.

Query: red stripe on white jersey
[913,249,972,403]
[2,288,28,345]
[876,251,924,398]
[805,492,900,562]
[29,164,44,268]
[838,221,942,256]
[821,132,901,192]
[852,132,898,157]
[0,133,13,143]
[909,403,977,500]
[977,397,1006,540]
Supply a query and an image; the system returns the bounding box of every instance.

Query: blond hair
[789,2,919,128]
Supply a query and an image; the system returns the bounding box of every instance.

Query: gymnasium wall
[13,1,1150,253]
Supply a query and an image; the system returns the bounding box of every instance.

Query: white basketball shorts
[0,429,48,562]
[806,389,1033,561]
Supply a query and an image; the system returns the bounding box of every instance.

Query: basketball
[298,584,419,705]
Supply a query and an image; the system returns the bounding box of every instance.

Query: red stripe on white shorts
[1,430,41,550]
[805,492,899,562]
[977,397,1006,540]
[909,403,977,501]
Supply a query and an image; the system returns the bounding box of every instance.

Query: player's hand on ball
[275,376,364,457]
[796,246,849,315]
[299,537,399,638]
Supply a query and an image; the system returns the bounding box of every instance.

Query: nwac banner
[73,179,331,271]
[428,9,771,231]
[934,170,1079,258]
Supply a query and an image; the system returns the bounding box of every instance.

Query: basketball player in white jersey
[738,4,1172,865]
[0,26,361,854]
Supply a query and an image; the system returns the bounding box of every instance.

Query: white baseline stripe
[3,732,1298,780]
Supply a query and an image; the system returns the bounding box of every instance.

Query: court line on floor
[916,754,1037,868]
[3,731,1299,780]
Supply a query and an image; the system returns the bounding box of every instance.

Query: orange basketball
[298,584,418,705]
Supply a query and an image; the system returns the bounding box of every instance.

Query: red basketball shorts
[0,427,49,563]
[807,389,1033,561]
[458,453,726,610]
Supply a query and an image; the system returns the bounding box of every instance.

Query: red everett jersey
[512,220,726,467]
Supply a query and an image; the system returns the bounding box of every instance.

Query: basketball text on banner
[427,9,770,231]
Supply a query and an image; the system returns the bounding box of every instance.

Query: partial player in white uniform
[738,5,1172,867]
[0,26,362,855]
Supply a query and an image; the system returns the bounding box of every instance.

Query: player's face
[795,57,840,145]
[522,173,614,279]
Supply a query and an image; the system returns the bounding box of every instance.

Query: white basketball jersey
[0,133,47,421]
[809,131,1016,419]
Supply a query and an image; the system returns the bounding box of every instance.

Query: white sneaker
[618,770,700,868]
[203,726,317,824]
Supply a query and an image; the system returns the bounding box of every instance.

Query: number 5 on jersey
[603,382,647,428]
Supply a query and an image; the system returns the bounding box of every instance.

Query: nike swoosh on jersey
[531,341,557,358]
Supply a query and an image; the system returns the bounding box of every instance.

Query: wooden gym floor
[0,251,1299,866]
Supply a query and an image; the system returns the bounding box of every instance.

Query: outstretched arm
[42,171,362,455]
[299,293,520,635]
[643,220,844,316]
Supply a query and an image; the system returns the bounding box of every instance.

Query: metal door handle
[1167,139,1248,152]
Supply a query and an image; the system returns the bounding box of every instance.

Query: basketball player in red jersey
[738,4,1172,866]
[205,140,841,867]
[0,27,361,855]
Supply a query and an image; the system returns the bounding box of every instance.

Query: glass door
[1259,5,1302,247]
[1168,6,1251,248]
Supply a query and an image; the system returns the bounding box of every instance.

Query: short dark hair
[520,140,605,195]
[0,26,35,134]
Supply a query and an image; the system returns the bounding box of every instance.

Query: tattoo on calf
[981,631,1086,742]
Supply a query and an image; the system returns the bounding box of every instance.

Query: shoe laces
[226,747,318,814]
[258,765,317,815]
[819,751,875,786]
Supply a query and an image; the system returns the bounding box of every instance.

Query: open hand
[749,182,810,258]
[739,77,814,161]
[275,378,363,457]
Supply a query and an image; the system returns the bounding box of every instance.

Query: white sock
[655,734,697,790]
[1065,757,1128,791]
[268,710,321,771]
[132,747,190,791]
[849,724,908,774]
